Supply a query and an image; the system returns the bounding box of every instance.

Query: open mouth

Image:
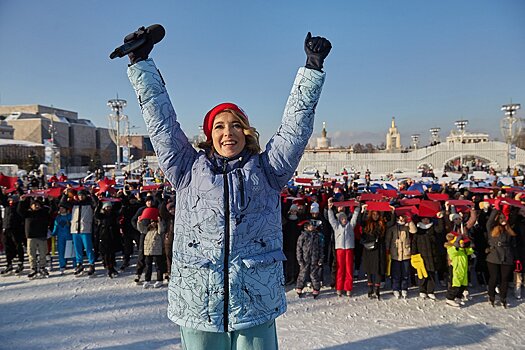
[222,140,237,146]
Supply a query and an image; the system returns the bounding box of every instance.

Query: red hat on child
[140,207,159,221]
[203,102,249,141]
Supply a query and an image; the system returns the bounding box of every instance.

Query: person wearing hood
[327,198,360,297]
[295,219,325,298]
[119,25,330,349]
[411,209,445,300]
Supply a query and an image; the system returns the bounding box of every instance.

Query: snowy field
[1,257,524,350]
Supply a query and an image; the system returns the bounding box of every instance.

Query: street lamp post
[429,127,440,146]
[454,120,468,171]
[107,98,127,171]
[500,102,521,173]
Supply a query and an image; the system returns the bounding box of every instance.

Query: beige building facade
[0,104,116,169]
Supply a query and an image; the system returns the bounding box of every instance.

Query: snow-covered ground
[1,258,524,350]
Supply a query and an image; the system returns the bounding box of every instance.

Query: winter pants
[367,273,382,285]
[296,263,322,291]
[144,255,164,282]
[72,233,95,266]
[101,252,116,271]
[335,249,354,292]
[487,262,514,303]
[417,270,436,294]
[446,267,466,300]
[3,229,25,265]
[391,259,410,292]
[135,233,147,276]
[27,238,47,270]
[56,235,75,269]
[121,230,140,265]
[180,319,278,350]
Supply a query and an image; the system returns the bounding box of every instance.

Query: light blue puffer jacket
[128,59,325,332]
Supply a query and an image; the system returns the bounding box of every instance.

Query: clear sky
[0,0,523,147]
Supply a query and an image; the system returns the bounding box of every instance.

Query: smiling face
[212,112,246,158]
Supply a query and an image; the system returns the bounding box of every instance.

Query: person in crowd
[51,203,74,274]
[282,203,302,286]
[17,196,51,278]
[0,194,25,274]
[118,190,142,271]
[137,207,165,288]
[131,195,157,284]
[486,201,517,308]
[327,198,360,297]
[95,201,122,278]
[513,206,525,299]
[385,213,416,299]
[296,220,325,298]
[360,207,391,299]
[64,189,98,276]
[444,232,474,307]
[120,24,330,349]
[160,198,175,280]
[411,210,445,300]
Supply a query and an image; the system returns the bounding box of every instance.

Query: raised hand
[304,32,332,72]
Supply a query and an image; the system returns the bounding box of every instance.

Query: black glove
[125,26,154,65]
[304,32,332,72]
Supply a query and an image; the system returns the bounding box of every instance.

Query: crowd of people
[281,172,525,308]
[0,171,174,289]
[1,168,524,310]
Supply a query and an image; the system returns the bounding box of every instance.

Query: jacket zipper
[236,169,245,207]
[222,159,230,332]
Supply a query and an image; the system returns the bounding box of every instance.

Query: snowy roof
[0,138,44,147]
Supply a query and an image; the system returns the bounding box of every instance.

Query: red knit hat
[140,207,159,221]
[203,102,249,141]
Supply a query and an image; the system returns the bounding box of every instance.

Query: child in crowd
[296,220,325,298]
[51,204,74,274]
[444,232,474,307]
[327,198,360,297]
[137,207,165,288]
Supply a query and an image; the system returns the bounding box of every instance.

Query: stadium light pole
[454,120,468,171]
[107,98,127,171]
[411,134,420,150]
[429,127,440,146]
[500,102,521,173]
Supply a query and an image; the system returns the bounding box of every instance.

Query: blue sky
[0,1,523,147]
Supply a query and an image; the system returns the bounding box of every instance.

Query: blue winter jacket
[52,213,72,240]
[128,59,325,332]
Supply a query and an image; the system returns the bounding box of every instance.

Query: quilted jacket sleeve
[262,67,325,190]
[127,59,197,190]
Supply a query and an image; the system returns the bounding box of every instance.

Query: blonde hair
[198,109,261,157]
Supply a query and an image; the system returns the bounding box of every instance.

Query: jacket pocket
[238,250,287,320]
[242,250,287,268]
[170,254,213,322]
